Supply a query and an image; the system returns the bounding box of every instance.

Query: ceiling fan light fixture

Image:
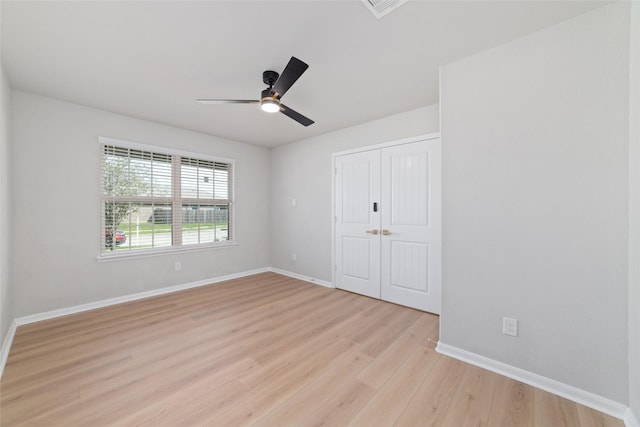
[198,57,313,126]
[260,97,280,113]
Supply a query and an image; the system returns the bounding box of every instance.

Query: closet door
[334,150,381,299]
[333,137,441,314]
[380,139,441,313]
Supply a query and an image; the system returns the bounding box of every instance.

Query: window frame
[97,136,236,262]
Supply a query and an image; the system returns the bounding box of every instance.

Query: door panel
[334,150,380,299]
[342,236,372,280]
[381,140,441,313]
[390,240,429,292]
[390,150,429,226]
[341,160,372,224]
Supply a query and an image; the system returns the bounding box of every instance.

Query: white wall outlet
[291,198,297,207]
[503,316,518,337]
[291,253,297,262]
[175,261,182,271]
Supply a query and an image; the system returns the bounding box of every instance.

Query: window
[100,137,234,256]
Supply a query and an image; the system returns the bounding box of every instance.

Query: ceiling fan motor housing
[263,70,279,87]
[261,88,276,99]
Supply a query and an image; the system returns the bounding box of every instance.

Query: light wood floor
[0,272,623,426]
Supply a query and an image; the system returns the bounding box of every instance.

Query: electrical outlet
[175,261,182,271]
[503,317,518,337]
[291,253,297,262]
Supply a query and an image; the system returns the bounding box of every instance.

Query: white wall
[269,105,439,282]
[629,1,640,422]
[10,92,270,317]
[440,2,629,404]
[0,65,12,346]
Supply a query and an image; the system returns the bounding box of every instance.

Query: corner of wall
[0,61,14,354]
[628,1,640,424]
[0,319,16,378]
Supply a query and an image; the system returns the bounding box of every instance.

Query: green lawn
[117,222,227,234]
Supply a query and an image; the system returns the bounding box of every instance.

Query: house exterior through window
[99,137,234,257]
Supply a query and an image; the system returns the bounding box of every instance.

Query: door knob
[366,229,379,235]
[382,229,391,235]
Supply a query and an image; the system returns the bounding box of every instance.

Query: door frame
[331,132,441,306]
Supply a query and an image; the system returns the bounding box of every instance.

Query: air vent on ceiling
[360,0,409,19]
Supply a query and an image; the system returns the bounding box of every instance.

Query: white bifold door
[334,137,441,314]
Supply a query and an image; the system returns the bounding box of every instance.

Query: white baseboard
[0,320,17,378]
[14,267,270,326]
[268,267,334,288]
[436,342,629,422]
[626,408,640,427]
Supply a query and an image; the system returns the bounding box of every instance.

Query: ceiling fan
[197,56,314,127]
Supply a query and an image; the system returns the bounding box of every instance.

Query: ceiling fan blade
[197,99,259,104]
[271,57,309,98]
[280,104,314,127]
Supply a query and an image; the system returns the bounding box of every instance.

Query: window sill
[96,241,238,262]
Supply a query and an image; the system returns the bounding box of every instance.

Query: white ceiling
[1,1,606,147]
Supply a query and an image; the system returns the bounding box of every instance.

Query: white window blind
[100,140,234,255]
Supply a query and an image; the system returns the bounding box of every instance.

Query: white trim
[14,268,269,326]
[436,342,629,421]
[96,240,238,262]
[268,267,334,288]
[0,320,17,378]
[626,408,640,427]
[331,153,337,292]
[332,132,440,158]
[98,136,235,165]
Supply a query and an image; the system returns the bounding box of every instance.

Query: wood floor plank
[348,345,441,426]
[356,313,438,389]
[245,291,363,366]
[576,404,624,427]
[487,375,535,427]
[251,347,373,426]
[204,338,360,426]
[0,272,624,427]
[393,354,468,426]
[534,387,567,426]
[301,378,376,427]
[357,306,423,357]
[440,364,499,427]
[556,395,582,426]
[109,359,256,426]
